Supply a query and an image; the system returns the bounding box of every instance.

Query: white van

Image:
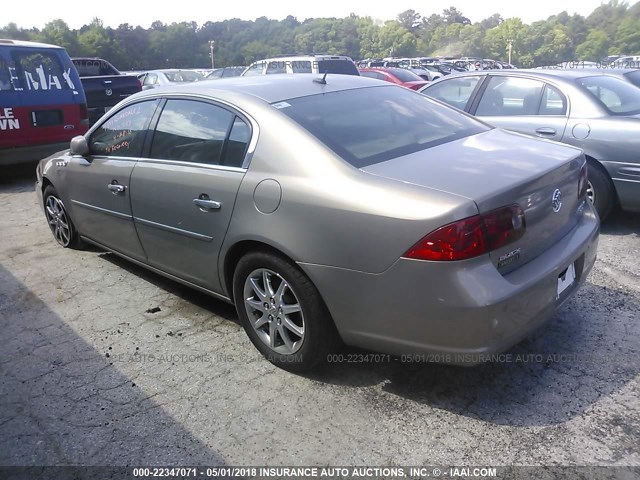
[242,55,359,77]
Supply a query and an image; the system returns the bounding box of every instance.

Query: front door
[63,99,159,260]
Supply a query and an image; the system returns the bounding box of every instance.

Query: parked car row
[419,69,640,220]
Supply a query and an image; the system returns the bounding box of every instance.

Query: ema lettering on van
[21,65,76,91]
[0,108,20,130]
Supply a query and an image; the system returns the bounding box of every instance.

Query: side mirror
[70,136,89,156]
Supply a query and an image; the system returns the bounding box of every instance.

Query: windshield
[277,85,489,168]
[316,60,359,76]
[387,68,423,82]
[164,71,204,83]
[576,75,640,115]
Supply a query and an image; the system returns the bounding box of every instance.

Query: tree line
[1,0,639,70]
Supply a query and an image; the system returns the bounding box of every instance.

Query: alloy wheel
[45,195,72,247]
[243,268,305,355]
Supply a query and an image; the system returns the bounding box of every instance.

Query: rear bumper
[300,202,599,363]
[0,142,70,166]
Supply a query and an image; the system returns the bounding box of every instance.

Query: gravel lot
[1,163,639,468]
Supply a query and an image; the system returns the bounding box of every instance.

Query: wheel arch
[584,154,619,202]
[222,240,299,303]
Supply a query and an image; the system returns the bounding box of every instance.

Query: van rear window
[11,50,75,91]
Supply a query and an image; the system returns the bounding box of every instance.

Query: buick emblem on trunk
[552,189,562,213]
[105,88,113,96]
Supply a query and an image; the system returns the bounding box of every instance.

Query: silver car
[36,75,599,372]
[419,69,640,220]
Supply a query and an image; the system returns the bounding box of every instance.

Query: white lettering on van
[25,71,39,90]
[62,68,75,89]
[0,108,20,130]
[24,65,66,90]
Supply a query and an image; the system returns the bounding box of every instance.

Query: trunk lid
[361,128,585,272]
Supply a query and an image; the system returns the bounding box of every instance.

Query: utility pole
[507,38,513,65]
[209,40,215,69]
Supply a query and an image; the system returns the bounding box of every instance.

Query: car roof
[252,55,353,63]
[438,69,625,82]
[135,74,388,104]
[0,38,63,49]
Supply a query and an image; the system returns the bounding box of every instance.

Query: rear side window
[11,49,76,91]
[624,71,640,88]
[476,76,545,116]
[278,85,488,168]
[291,61,312,73]
[316,60,359,76]
[149,99,235,165]
[423,76,481,110]
[89,100,158,157]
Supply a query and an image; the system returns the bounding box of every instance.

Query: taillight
[578,162,588,199]
[483,205,525,250]
[403,205,525,261]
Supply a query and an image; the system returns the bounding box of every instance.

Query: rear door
[0,49,25,149]
[63,99,159,260]
[470,75,569,142]
[129,97,252,292]
[4,46,87,148]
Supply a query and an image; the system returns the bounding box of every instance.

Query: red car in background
[358,67,429,90]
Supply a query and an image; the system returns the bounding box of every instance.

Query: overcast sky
[6,0,638,30]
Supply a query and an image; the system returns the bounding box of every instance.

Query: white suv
[241,55,359,76]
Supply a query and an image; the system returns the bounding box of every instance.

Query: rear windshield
[316,60,359,76]
[9,49,76,91]
[164,71,204,82]
[387,68,423,82]
[576,75,640,115]
[278,85,489,168]
[624,70,640,88]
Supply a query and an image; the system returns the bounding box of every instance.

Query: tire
[586,160,615,221]
[43,185,84,249]
[233,250,339,372]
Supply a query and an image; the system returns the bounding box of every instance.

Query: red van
[0,39,89,165]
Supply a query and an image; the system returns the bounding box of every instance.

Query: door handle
[107,183,126,194]
[193,198,222,210]
[535,127,557,136]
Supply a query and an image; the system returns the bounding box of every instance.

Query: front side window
[89,100,159,157]
[422,76,481,111]
[242,63,263,77]
[149,99,234,165]
[279,85,488,168]
[577,75,640,115]
[476,76,545,116]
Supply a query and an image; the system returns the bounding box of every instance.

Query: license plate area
[557,262,576,299]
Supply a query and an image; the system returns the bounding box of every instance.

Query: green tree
[614,17,640,54]
[35,19,81,55]
[575,29,610,59]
